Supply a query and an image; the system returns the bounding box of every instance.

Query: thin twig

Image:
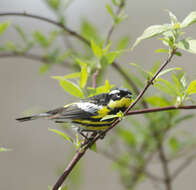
[172,154,196,180]
[104,0,125,46]
[0,11,142,99]
[92,69,99,88]
[158,142,172,190]
[0,12,90,46]
[126,105,196,116]
[0,52,71,68]
[99,149,164,182]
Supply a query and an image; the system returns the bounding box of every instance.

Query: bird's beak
[126,94,132,99]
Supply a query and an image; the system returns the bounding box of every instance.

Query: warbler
[16,88,132,136]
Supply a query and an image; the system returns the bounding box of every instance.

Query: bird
[16,88,132,138]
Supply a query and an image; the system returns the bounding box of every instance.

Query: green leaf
[105,51,121,64]
[0,21,9,35]
[63,72,81,79]
[169,137,180,152]
[177,39,196,54]
[155,48,169,53]
[132,24,172,49]
[145,96,169,107]
[80,64,88,88]
[5,41,17,51]
[181,11,196,28]
[80,20,101,43]
[156,67,182,79]
[39,64,51,74]
[172,74,184,91]
[91,40,103,57]
[186,80,196,95]
[129,62,149,78]
[118,128,136,146]
[101,114,118,121]
[34,31,49,48]
[0,147,11,152]
[48,128,74,144]
[106,4,115,18]
[154,78,181,97]
[14,25,27,42]
[45,0,60,10]
[52,77,84,98]
[166,10,178,25]
[90,143,97,152]
[117,36,130,50]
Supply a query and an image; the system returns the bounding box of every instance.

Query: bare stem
[104,0,125,46]
[158,143,172,190]
[92,69,99,88]
[0,52,71,68]
[172,154,196,180]
[126,105,196,116]
[0,12,90,46]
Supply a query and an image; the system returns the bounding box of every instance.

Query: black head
[109,88,132,101]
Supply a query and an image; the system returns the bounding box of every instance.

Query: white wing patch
[109,89,120,95]
[76,102,102,113]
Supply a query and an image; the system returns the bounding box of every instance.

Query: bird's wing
[49,102,102,120]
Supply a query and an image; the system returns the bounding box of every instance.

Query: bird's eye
[116,94,120,98]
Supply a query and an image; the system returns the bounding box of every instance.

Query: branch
[0,12,143,98]
[52,50,176,189]
[172,153,196,180]
[112,62,148,108]
[104,0,125,46]
[0,12,90,46]
[158,142,172,190]
[126,105,196,116]
[0,52,71,68]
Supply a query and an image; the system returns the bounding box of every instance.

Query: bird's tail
[16,113,51,122]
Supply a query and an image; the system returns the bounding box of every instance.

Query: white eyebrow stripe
[109,90,120,95]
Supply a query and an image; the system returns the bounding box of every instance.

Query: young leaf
[63,72,81,79]
[39,64,51,74]
[91,40,103,57]
[155,48,169,53]
[118,128,136,146]
[80,64,88,88]
[52,77,84,98]
[80,20,101,43]
[101,114,118,121]
[34,31,49,48]
[48,128,74,144]
[0,147,11,152]
[105,51,121,64]
[177,39,196,54]
[132,24,172,49]
[90,143,97,152]
[45,0,60,10]
[0,21,9,35]
[167,10,178,25]
[145,96,169,107]
[129,63,149,78]
[186,80,196,95]
[169,137,180,152]
[156,67,182,79]
[106,4,115,18]
[154,78,180,97]
[117,36,130,50]
[14,25,27,42]
[181,11,196,28]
